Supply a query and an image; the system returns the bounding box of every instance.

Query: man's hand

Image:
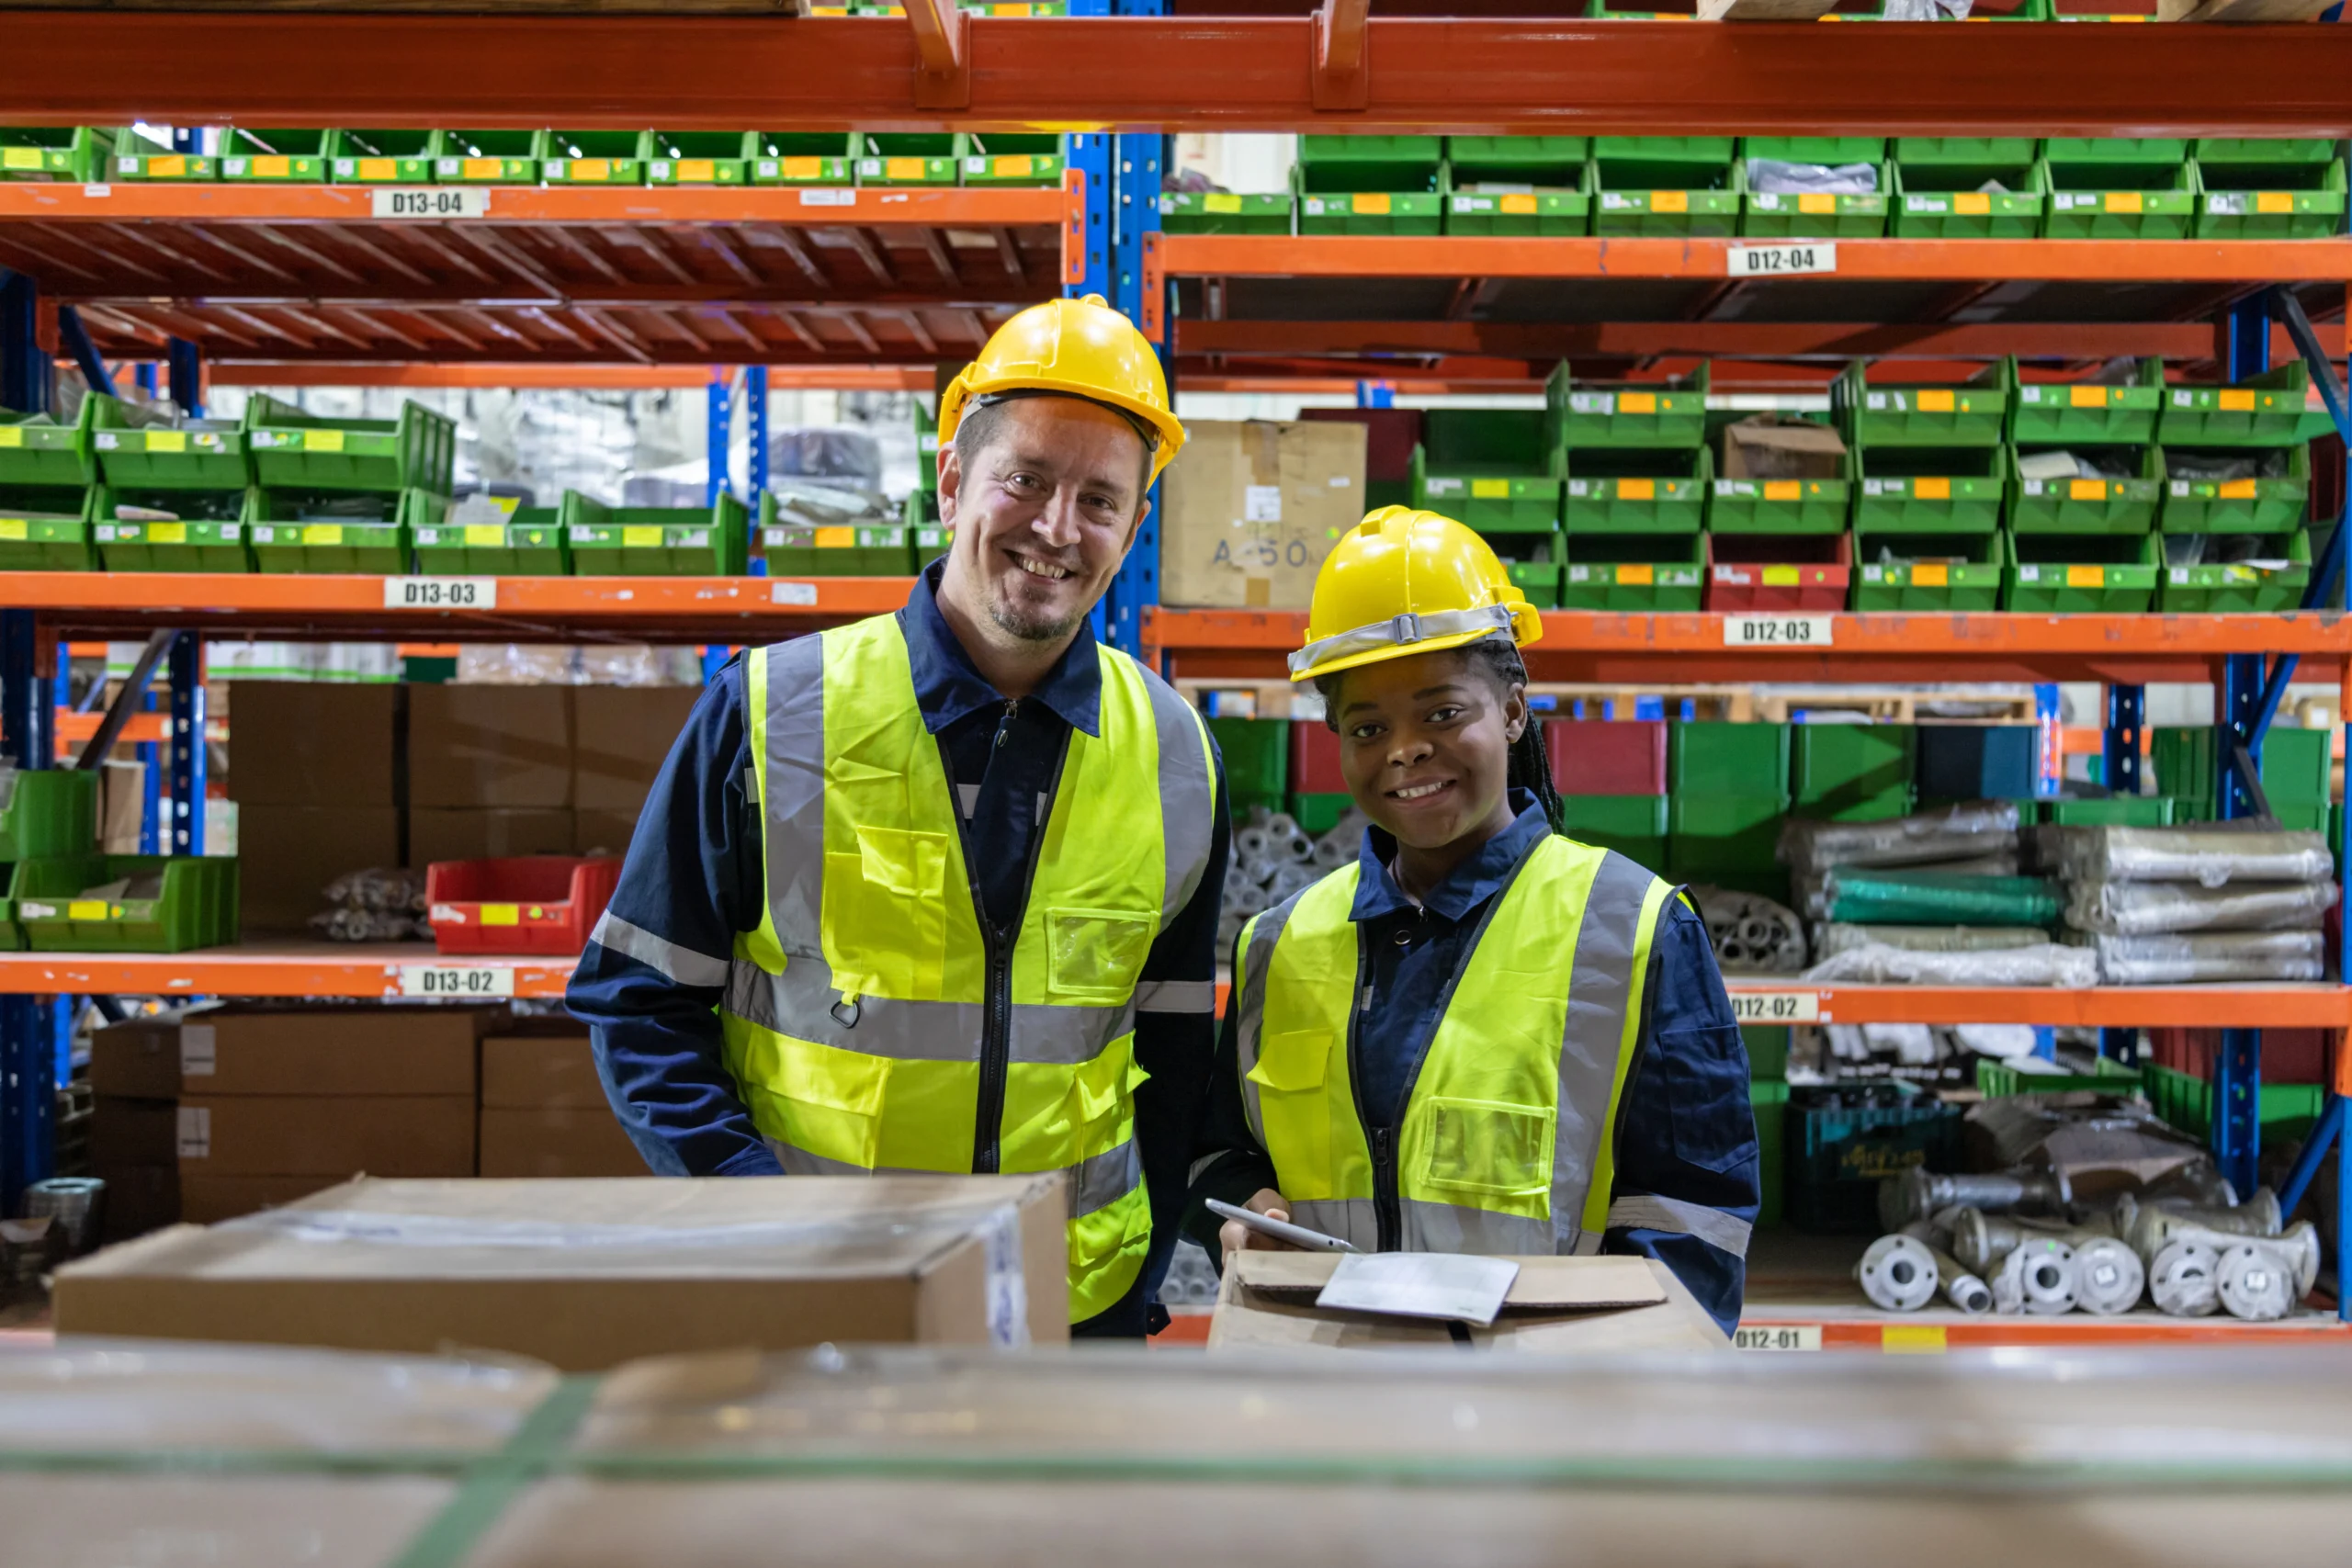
[1218,1188,1300,1256]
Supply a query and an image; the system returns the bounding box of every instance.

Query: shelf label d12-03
[1723,615,1833,649]
[399,964,518,999]
[1726,989,1821,1023]
[385,577,498,610]
[371,187,491,220]
[1725,243,1837,278]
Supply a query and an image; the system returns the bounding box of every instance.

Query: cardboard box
[90,1013,183,1099]
[180,1006,490,1098]
[93,1161,179,1243]
[1160,420,1367,610]
[236,805,400,933]
[409,807,577,867]
[180,1173,341,1224]
[57,1174,1073,1367]
[481,1108,647,1178]
[227,682,400,807]
[573,808,641,857]
[98,759,146,853]
[482,1027,605,1110]
[176,1096,477,1178]
[409,685,574,808]
[1208,1252,1730,1353]
[572,686,699,812]
[1720,415,1847,481]
[93,1097,179,1168]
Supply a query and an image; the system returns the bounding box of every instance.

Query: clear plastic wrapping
[1815,923,2053,958]
[2065,878,2337,936]
[2054,824,2335,887]
[2094,931,2327,985]
[1801,940,2098,987]
[1777,801,2020,874]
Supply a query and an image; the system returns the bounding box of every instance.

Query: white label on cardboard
[1315,1251,1521,1326]
[385,577,497,610]
[1243,484,1283,524]
[179,1023,217,1077]
[1723,615,1833,649]
[399,964,518,999]
[176,1105,210,1159]
[1725,241,1836,278]
[771,580,820,606]
[1734,1324,1823,1351]
[371,186,491,220]
[1728,988,1823,1023]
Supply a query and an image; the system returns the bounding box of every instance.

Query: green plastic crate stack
[0,773,97,878]
[0,399,98,570]
[1840,361,2007,612]
[1739,136,1889,238]
[1294,135,1444,235]
[1667,721,1792,897]
[2145,1063,2324,1145]
[2008,356,2165,447]
[2193,139,2348,240]
[2156,364,2320,613]
[647,131,752,186]
[328,129,436,184]
[1410,394,1568,604]
[242,393,456,572]
[411,500,567,575]
[7,852,239,953]
[750,133,854,186]
[0,127,108,182]
[852,133,965,186]
[1791,722,1915,822]
[1555,362,1709,612]
[91,396,250,491]
[1159,187,1292,234]
[1591,136,1741,236]
[2154,724,2330,830]
[1208,716,1286,818]
[107,127,218,182]
[1706,407,1853,536]
[1559,794,1668,866]
[564,491,749,576]
[757,492,912,576]
[0,396,97,487]
[246,489,433,573]
[963,132,1065,186]
[1890,138,2045,238]
[2158,359,2334,447]
[1442,136,1591,235]
[87,394,254,572]
[540,131,651,186]
[2041,138,2195,239]
[434,130,543,184]
[218,129,329,182]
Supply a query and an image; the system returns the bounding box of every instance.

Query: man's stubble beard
[985,577,1086,643]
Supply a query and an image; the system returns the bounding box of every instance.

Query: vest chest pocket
[1421,1096,1556,1200]
[824,827,949,999]
[1046,907,1158,1006]
[1247,1031,1333,1184]
[771,1038,893,1170]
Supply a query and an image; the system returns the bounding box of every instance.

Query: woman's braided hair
[1315,635,1566,837]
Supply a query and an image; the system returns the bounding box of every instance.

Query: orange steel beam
[54,709,167,745]
[1312,0,1372,110]
[1733,1315,2352,1350]
[1175,320,2348,362]
[905,0,972,107]
[0,945,576,999]
[203,362,934,389]
[0,184,1061,227]
[15,16,2352,133]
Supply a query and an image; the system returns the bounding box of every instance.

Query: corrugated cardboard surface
[573,687,699,811]
[482,1030,605,1110]
[176,1096,477,1178]
[181,1173,342,1224]
[93,1096,178,1168]
[183,1006,490,1098]
[481,1107,647,1179]
[409,685,574,808]
[57,1174,1072,1368]
[573,808,641,857]
[94,1161,179,1242]
[1161,420,1366,609]
[235,805,400,933]
[98,759,146,853]
[226,683,400,807]
[409,807,578,866]
[90,1013,183,1099]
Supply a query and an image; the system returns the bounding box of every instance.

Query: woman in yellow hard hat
[1182,507,1758,1334]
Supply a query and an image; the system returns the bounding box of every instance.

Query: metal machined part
[2217,1243,2300,1322]
[2127,1193,2288,1264]
[1857,1234,1939,1313]
[2071,1236,2147,1316]
[1879,1168,2066,1233]
[2148,1239,2222,1317]
[1993,1239,2077,1316]
[1954,1210,2119,1276]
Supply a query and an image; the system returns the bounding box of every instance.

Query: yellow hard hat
[1290,506,1542,683]
[937,294,1185,486]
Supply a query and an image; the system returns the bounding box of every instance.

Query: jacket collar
[899,558,1103,738]
[1350,791,1549,924]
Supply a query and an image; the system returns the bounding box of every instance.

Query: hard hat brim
[1287,602,1540,683]
[1288,624,1508,685]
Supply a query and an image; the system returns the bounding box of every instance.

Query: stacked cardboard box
[89,1012,187,1243]
[480,1021,646,1178]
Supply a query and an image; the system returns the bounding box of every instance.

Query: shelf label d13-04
[1726,989,1822,1023]
[1725,243,1837,278]
[372,187,491,220]
[385,577,498,610]
[1723,615,1833,649]
[399,964,518,999]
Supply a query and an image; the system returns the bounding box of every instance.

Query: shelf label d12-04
[1723,615,1833,649]
[385,577,498,610]
[399,964,518,999]
[1725,243,1837,278]
[371,187,491,220]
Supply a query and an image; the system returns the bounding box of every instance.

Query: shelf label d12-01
[385,577,498,610]
[1726,989,1822,1024]
[1723,615,1833,649]
[399,964,518,999]
[1725,243,1836,278]
[371,187,491,220]
[1732,1325,1822,1352]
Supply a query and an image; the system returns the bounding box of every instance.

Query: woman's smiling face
[1328,647,1525,852]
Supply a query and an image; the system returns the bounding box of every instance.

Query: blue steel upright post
[0,615,54,1210]
[2099,682,2144,1064]
[746,365,769,515]
[169,632,207,855]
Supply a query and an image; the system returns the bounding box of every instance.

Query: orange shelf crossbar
[0,183,1063,228]
[1736,1314,2352,1351]
[53,709,167,745]
[0,943,574,999]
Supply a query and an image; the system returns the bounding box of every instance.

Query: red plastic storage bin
[1703,533,1851,614]
[1290,720,1346,795]
[425,856,623,956]
[1545,719,1667,796]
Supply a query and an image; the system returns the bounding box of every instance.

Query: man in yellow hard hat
[1182,508,1758,1334]
[569,296,1229,1337]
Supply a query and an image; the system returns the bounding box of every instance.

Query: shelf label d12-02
[371,187,491,220]
[399,964,518,999]
[385,577,498,610]
[1726,989,1821,1024]
[1725,243,1837,278]
[1723,615,1833,649]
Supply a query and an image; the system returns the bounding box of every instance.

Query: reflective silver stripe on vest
[1233,886,1310,1151]
[1283,1199,1380,1253]
[729,957,1133,1066]
[1550,850,1663,1254]
[1135,978,1216,1014]
[1399,1199,1552,1256]
[590,911,730,988]
[1140,661,1217,927]
[761,634,830,950]
[767,1134,1138,1221]
[1608,1192,1754,1259]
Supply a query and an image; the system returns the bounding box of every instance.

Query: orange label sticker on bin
[1912,563,1949,587]
[1918,390,1955,412]
[1615,563,1654,585]
[68,900,109,920]
[305,429,345,452]
[622,525,664,548]
[2104,192,2143,213]
[358,158,398,181]
[2066,565,2106,587]
[886,158,928,180]
[481,904,521,926]
[2220,389,2256,412]
[1501,193,1537,214]
[814,526,855,547]
[146,523,187,545]
[150,155,187,178]
[1763,480,1801,502]
[254,155,291,178]
[2257,191,2294,213]
[781,157,824,179]
[1204,193,1241,213]
[1915,478,1951,500]
[1953,192,1990,215]
[2219,479,2259,499]
[1617,479,1657,502]
[1352,193,1392,214]
[677,159,717,182]
[2070,386,2108,407]
[571,159,613,181]
[147,430,187,453]
[1652,191,1688,212]
[2070,479,2109,501]
[993,156,1035,178]
[463,158,503,180]
[1798,193,1836,214]
[1620,392,1658,415]
[1762,566,1800,586]
[1471,479,1511,499]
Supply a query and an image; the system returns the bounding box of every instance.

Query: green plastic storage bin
[1412,410,1565,532]
[1792,723,1915,815]
[12,852,240,953]
[1445,172,1593,236]
[0,126,107,182]
[1550,362,1709,450]
[1560,795,1667,863]
[1296,186,1442,235]
[1159,191,1291,234]
[2002,530,2160,613]
[1744,1025,1790,1081]
[1788,1086,1961,1234]
[1592,142,1741,236]
[1296,135,1444,190]
[2007,357,2165,446]
[1561,448,1710,535]
[1853,446,2007,535]
[328,129,436,184]
[0,487,96,570]
[2160,443,2307,533]
[2159,363,2331,446]
[1559,533,1704,610]
[433,130,543,184]
[1975,1056,2141,1098]
[107,128,217,182]
[2194,154,2347,240]
[1668,794,1787,874]
[962,132,1064,186]
[1741,141,1889,238]
[0,399,96,487]
[243,394,457,494]
[540,131,651,186]
[1446,136,1591,185]
[246,488,426,573]
[0,769,96,862]
[1838,360,2007,448]
[411,507,566,575]
[92,487,251,570]
[1491,532,1563,609]
[760,522,914,577]
[643,130,751,186]
[1744,136,1888,167]
[219,129,329,182]
[91,399,249,491]
[1291,794,1353,836]
[852,133,964,186]
[1849,531,2004,611]
[2144,1063,2324,1145]
[2042,151,2195,239]
[2193,137,2339,169]
[1889,152,2045,238]
[563,491,750,576]
[1709,474,1851,534]
[1209,717,1288,803]
[2009,446,2163,535]
[751,133,855,186]
[1672,721,1792,796]
[2156,534,2311,614]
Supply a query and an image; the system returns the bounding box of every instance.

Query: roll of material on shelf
[1802,940,2099,988]
[1821,869,2062,928]
[1815,923,2052,958]
[2066,878,2337,937]
[2093,930,2326,984]
[1778,801,2021,876]
[2054,825,2335,887]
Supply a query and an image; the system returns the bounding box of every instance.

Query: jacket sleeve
[1179,922,1283,1260]
[564,659,782,1178]
[1600,898,1760,1336]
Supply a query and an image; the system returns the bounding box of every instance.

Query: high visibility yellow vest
[1233,835,1674,1254]
[720,615,1217,1322]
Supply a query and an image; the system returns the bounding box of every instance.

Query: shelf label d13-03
[1723,615,1833,649]
[399,964,518,999]
[385,577,498,610]
[1725,243,1837,278]
[1726,989,1822,1023]
[372,187,491,220]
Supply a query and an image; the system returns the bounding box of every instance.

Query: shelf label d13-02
[1726,989,1822,1023]
[1723,615,1833,649]
[1725,243,1836,278]
[399,964,518,999]
[385,577,498,610]
[372,187,491,220]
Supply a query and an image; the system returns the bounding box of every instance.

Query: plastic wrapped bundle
[1824,869,2062,927]
[2095,931,2326,984]
[2066,878,2336,936]
[1778,802,2020,875]
[1802,940,2098,987]
[1794,853,2020,920]
[1815,923,2052,958]
[2054,825,2334,887]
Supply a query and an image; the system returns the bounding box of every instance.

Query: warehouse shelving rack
[6,0,2352,1330]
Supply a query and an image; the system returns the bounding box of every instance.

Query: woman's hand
[1218,1188,1300,1256]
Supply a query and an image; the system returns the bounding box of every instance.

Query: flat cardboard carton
[572,686,699,811]
[227,682,401,807]
[180,1172,341,1224]
[482,1028,609,1110]
[409,684,574,808]
[98,759,146,852]
[1721,415,1847,481]
[94,1161,179,1242]
[234,805,400,932]
[1160,419,1367,610]
[179,1005,492,1098]
[90,1012,185,1098]
[409,807,578,866]
[480,1106,647,1178]
[176,1095,477,1178]
[1208,1251,1729,1352]
[93,1096,178,1168]
[57,1174,1072,1367]
[573,808,641,856]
